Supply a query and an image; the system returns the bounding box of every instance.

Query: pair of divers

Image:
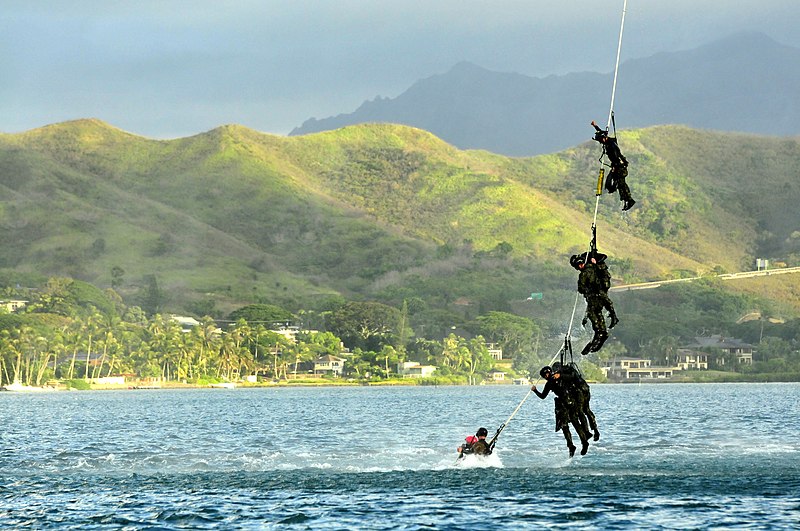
[532,361,599,457]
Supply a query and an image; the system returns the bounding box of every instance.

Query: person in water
[532,365,591,457]
[457,427,493,456]
[591,120,635,211]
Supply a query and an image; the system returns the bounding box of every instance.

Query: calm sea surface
[1,383,799,530]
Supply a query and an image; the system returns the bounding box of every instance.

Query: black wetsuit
[592,124,633,205]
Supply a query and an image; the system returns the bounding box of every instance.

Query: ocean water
[1,383,799,530]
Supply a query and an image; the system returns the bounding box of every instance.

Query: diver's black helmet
[539,366,552,378]
[594,130,608,142]
[476,427,488,437]
[552,362,563,372]
[569,254,583,270]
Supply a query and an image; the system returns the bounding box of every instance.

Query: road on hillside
[609,266,800,292]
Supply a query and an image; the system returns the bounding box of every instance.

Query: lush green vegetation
[1,120,799,385]
[0,278,543,387]
[2,272,799,387]
[3,120,799,321]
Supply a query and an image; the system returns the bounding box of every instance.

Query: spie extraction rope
[580,0,629,330]
[487,1,631,450]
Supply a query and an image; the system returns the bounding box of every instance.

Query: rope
[606,0,628,130]
[487,342,566,450]
[553,0,628,374]
[579,0,627,334]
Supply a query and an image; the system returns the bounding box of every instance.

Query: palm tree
[251,324,268,375]
[147,314,184,381]
[465,337,493,386]
[0,329,22,385]
[33,335,52,386]
[108,323,142,378]
[441,334,469,372]
[14,326,34,385]
[93,314,122,380]
[186,317,222,380]
[217,332,238,381]
[224,320,253,380]
[83,310,103,380]
[58,318,82,381]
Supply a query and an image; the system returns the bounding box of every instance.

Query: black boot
[590,331,608,352]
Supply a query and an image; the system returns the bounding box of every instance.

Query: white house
[314,355,346,376]
[674,349,708,370]
[0,299,28,313]
[270,325,301,342]
[601,357,675,380]
[683,335,754,365]
[396,361,437,378]
[170,315,200,332]
[486,343,503,361]
[488,369,506,381]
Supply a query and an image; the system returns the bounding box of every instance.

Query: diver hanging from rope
[570,226,618,354]
[591,118,635,211]
[530,339,592,457]
[552,340,599,442]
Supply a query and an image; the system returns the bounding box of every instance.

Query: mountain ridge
[290,32,800,156]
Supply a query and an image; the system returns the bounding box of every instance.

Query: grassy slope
[283,125,708,276]
[633,126,800,267]
[0,119,797,317]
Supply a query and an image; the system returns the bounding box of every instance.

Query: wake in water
[453,453,504,469]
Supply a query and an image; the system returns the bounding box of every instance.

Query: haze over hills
[291,33,800,156]
[1,119,799,320]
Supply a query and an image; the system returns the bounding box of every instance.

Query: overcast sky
[2,1,798,138]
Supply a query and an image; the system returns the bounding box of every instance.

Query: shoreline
[4,377,800,393]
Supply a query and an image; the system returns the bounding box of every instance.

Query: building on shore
[396,361,437,378]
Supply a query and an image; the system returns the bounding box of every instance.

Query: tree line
[3,274,800,388]
[0,278,544,387]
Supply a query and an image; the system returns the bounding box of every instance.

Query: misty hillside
[290,33,800,156]
[1,119,798,319]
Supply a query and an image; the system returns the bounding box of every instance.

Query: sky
[2,0,799,139]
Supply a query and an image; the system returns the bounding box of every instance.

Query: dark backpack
[470,439,492,455]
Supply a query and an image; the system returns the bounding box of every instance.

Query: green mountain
[1,119,798,324]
